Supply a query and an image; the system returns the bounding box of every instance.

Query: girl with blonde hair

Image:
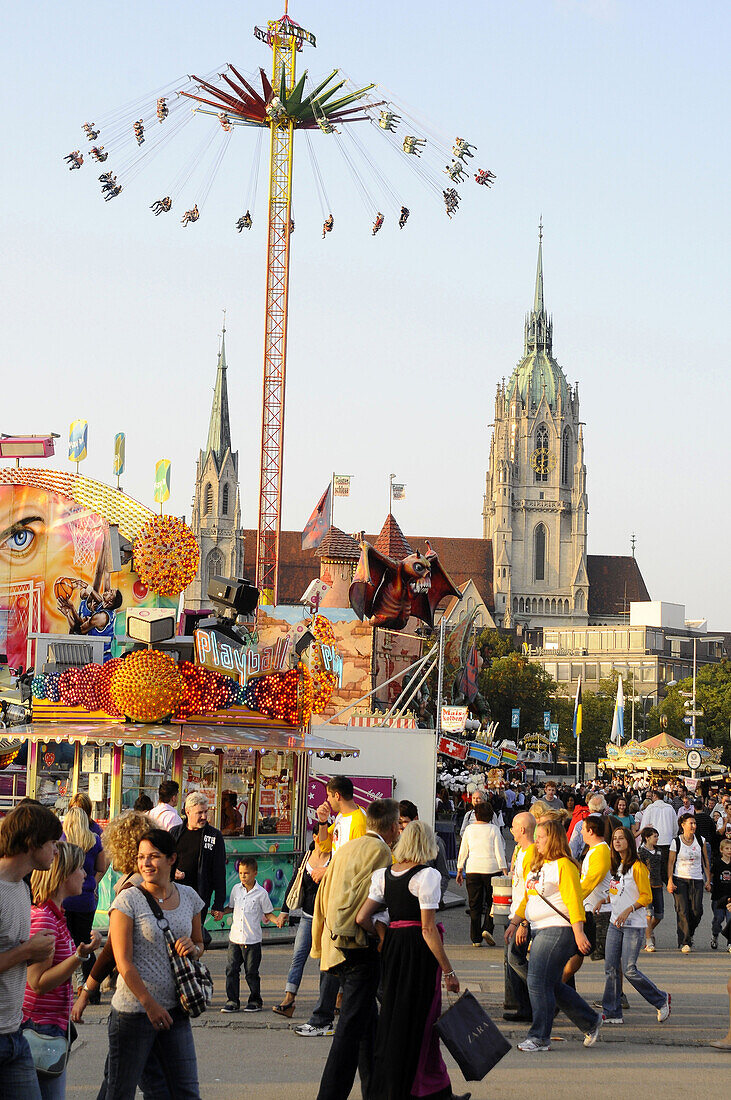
[61,808,107,994]
[510,819,602,1052]
[24,842,101,1098]
[357,820,468,1100]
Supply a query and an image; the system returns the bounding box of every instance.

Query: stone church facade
[483,229,589,628]
[186,327,244,609]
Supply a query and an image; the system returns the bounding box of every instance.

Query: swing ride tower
[183,10,375,605]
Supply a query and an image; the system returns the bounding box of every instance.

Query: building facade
[186,326,244,609]
[483,228,589,629]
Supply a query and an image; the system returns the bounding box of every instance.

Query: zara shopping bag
[434,990,511,1081]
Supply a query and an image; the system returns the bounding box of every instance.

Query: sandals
[272,1001,296,1018]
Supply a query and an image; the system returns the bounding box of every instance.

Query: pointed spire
[534,216,544,313]
[205,316,232,468]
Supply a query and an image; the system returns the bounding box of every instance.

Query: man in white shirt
[503,811,536,1021]
[459,789,485,836]
[148,779,183,831]
[640,789,679,881]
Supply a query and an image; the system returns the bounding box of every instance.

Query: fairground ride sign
[440,706,468,734]
[194,629,291,686]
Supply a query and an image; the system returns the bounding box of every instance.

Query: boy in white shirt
[221,856,277,1012]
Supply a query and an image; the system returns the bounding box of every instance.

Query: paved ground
[67,883,731,1097]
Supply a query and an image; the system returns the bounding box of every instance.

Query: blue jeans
[603,924,666,1018]
[225,942,262,1008]
[105,1007,200,1100]
[0,1029,42,1100]
[526,925,599,1045]
[712,905,729,937]
[505,930,532,1017]
[309,968,340,1028]
[285,915,313,995]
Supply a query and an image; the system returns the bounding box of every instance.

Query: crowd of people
[1,770,729,1098]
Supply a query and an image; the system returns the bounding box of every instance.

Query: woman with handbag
[356,820,469,1100]
[510,818,602,1052]
[23,841,101,1099]
[272,832,330,1017]
[105,828,205,1099]
[61,807,108,997]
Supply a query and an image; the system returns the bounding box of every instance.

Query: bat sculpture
[349,538,462,631]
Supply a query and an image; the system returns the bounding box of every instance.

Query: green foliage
[646,660,731,760]
[479,653,556,739]
[476,628,516,661]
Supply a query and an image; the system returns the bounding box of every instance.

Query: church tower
[483,227,588,628]
[187,323,244,609]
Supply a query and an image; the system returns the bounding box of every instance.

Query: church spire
[524,218,552,356]
[205,317,232,468]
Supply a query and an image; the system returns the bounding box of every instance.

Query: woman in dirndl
[357,820,469,1100]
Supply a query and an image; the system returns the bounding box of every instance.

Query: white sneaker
[680,944,691,954]
[602,1016,624,1025]
[294,1023,335,1037]
[657,994,671,1023]
[584,1016,603,1047]
[517,1038,551,1052]
[644,941,656,953]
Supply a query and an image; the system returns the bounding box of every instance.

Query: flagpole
[389,473,395,515]
[435,615,446,738]
[331,471,335,531]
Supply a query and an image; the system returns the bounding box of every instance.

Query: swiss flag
[438,736,468,761]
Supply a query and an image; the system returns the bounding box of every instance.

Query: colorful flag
[610,675,624,745]
[332,474,351,497]
[468,742,502,766]
[501,745,518,765]
[68,420,88,462]
[301,484,332,550]
[391,482,406,501]
[511,708,520,729]
[458,644,480,703]
[154,459,171,503]
[437,735,468,761]
[113,432,126,476]
[573,676,583,740]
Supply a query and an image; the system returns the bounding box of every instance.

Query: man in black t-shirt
[171,791,227,932]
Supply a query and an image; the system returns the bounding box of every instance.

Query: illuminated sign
[194,629,292,686]
[317,642,343,687]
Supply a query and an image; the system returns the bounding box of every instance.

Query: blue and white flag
[610,675,624,745]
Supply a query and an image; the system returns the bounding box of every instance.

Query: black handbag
[434,990,511,1082]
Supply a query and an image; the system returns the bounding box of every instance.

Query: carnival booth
[598,731,726,781]
[0,467,353,938]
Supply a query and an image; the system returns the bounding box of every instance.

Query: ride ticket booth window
[181,750,220,823]
[75,744,113,826]
[121,744,174,810]
[256,750,294,836]
[221,748,257,837]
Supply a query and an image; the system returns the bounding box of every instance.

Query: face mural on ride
[0,478,174,668]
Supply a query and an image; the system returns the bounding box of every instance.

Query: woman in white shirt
[599,827,671,1025]
[357,821,467,1100]
[456,801,507,947]
[667,814,712,952]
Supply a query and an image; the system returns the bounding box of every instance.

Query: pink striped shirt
[22,900,74,1029]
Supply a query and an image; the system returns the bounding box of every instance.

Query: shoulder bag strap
[135,886,179,958]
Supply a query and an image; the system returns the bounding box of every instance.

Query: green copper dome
[507,227,569,412]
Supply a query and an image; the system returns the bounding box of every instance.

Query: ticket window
[221,749,257,837]
[75,744,114,825]
[121,745,174,810]
[181,752,220,824]
[256,751,294,836]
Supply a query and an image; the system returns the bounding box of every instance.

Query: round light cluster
[59,668,83,706]
[34,663,121,715]
[133,516,200,597]
[0,745,20,768]
[243,666,313,725]
[174,662,241,719]
[31,675,48,699]
[309,614,339,712]
[45,674,61,702]
[110,650,185,722]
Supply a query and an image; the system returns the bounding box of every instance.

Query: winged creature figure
[349,538,461,631]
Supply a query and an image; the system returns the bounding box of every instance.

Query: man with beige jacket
[310,798,400,1100]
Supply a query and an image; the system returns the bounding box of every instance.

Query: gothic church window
[206,548,224,587]
[222,483,229,515]
[204,483,213,515]
[534,523,547,582]
[535,424,549,483]
[561,427,571,485]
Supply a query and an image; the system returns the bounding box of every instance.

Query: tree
[647,660,731,762]
[479,653,556,740]
[476,628,515,662]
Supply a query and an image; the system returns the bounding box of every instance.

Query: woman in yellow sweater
[598,827,671,1025]
[511,819,602,1052]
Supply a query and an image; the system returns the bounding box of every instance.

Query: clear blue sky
[2,2,729,627]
